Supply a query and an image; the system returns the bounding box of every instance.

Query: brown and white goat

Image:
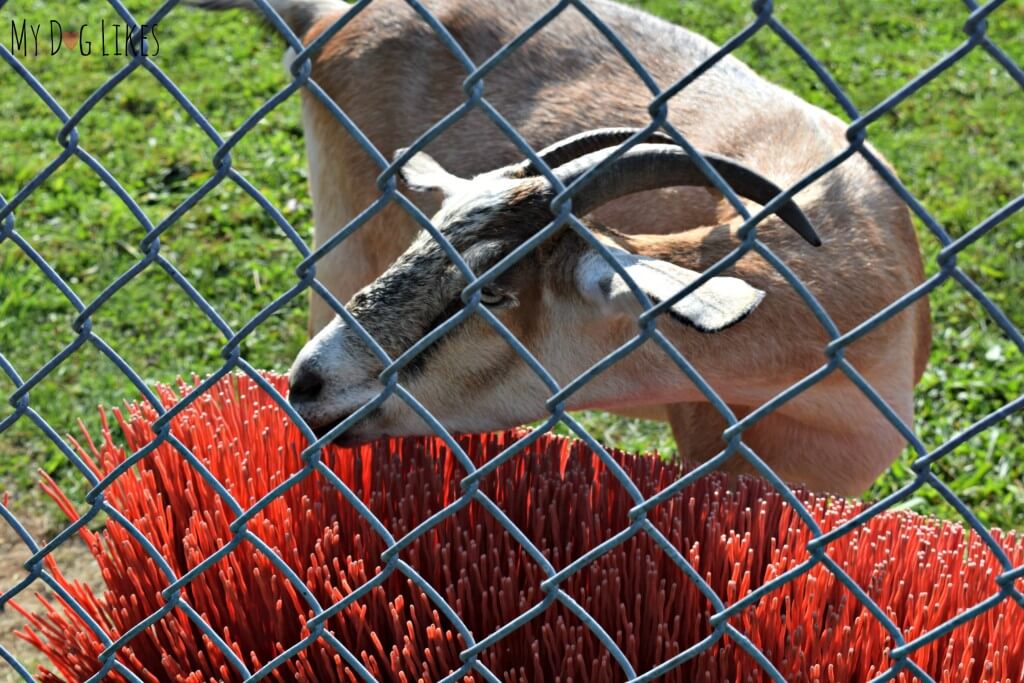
[192,0,930,495]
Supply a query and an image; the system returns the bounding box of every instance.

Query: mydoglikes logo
[9,19,159,57]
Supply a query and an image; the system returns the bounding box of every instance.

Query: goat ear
[575,245,765,332]
[394,149,470,198]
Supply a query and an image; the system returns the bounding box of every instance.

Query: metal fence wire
[2,0,1023,680]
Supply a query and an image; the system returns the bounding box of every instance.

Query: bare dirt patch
[1,505,104,683]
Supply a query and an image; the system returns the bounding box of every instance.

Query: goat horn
[552,144,822,246]
[512,128,677,177]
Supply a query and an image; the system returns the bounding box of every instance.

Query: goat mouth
[298,397,392,446]
[310,417,353,442]
[308,411,383,448]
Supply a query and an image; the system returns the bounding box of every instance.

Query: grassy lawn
[1,0,1022,539]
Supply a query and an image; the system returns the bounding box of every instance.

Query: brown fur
[195,0,931,495]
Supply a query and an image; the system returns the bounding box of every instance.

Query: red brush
[12,372,1024,681]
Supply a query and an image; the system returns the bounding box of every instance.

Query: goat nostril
[289,368,324,403]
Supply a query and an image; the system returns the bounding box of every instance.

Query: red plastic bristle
[12,372,1024,682]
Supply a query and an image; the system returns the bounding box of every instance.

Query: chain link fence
[2,0,1023,680]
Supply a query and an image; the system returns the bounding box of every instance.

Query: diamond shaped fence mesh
[1,0,1022,681]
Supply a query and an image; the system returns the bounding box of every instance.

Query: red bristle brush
[10,372,1024,682]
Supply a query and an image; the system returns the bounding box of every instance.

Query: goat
[191,0,930,495]
[285,134,925,495]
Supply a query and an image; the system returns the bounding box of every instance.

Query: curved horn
[552,145,821,246]
[512,128,677,178]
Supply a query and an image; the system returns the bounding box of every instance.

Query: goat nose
[289,366,324,403]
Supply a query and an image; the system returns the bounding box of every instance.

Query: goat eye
[479,288,509,307]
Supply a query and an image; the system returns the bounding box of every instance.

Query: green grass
[1,0,1022,529]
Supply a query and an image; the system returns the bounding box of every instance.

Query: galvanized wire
[1,0,1022,681]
